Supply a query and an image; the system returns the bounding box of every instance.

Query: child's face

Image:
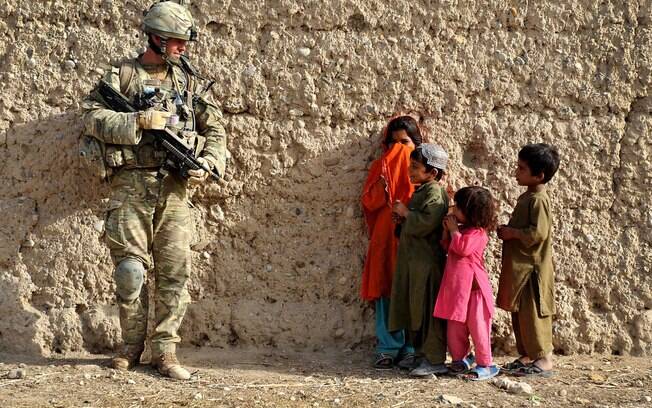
[391,130,415,149]
[515,159,544,186]
[408,159,436,185]
[451,203,467,224]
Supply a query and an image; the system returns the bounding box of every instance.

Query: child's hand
[392,200,409,218]
[443,215,459,232]
[497,225,518,240]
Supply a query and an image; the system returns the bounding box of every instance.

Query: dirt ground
[1,348,651,408]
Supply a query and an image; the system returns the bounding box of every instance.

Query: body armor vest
[105,59,201,171]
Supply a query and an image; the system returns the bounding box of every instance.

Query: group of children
[361,115,560,381]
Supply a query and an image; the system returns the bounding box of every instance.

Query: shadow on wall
[0,112,119,356]
[0,112,384,356]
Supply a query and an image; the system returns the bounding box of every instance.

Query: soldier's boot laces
[112,344,144,370]
[152,352,191,380]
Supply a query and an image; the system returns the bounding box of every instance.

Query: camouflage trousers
[105,169,191,355]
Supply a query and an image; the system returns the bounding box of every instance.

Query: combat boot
[112,344,144,370]
[151,352,191,380]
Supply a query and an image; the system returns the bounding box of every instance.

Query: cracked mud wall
[0,1,650,356]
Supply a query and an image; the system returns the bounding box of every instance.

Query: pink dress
[433,227,494,322]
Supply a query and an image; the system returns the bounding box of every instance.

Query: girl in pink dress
[433,186,499,380]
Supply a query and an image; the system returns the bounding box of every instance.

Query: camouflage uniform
[82,41,226,358]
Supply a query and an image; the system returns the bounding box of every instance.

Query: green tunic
[388,181,448,363]
[497,190,555,316]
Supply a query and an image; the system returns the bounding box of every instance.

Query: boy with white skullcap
[389,144,451,377]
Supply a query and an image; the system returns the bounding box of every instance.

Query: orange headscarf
[360,140,415,301]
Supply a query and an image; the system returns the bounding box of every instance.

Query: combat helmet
[142,1,197,42]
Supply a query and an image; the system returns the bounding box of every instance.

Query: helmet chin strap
[148,34,169,60]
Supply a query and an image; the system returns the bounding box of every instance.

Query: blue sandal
[465,365,500,381]
[449,353,475,374]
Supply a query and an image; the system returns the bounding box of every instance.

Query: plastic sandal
[502,358,527,371]
[373,353,394,369]
[396,353,420,370]
[513,363,553,378]
[466,365,500,381]
[449,353,475,374]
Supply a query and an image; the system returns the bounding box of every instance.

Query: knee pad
[114,258,145,301]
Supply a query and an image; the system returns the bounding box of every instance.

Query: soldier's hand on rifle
[188,157,209,184]
[138,110,173,130]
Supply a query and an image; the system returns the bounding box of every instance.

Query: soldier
[82,1,227,380]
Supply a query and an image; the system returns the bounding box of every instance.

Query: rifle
[96,79,220,180]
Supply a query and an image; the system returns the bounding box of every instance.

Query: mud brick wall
[0,1,650,356]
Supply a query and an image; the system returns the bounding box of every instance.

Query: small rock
[334,328,345,338]
[437,394,464,405]
[345,206,354,218]
[23,239,35,248]
[18,363,26,368]
[127,379,136,385]
[8,369,26,379]
[93,220,105,233]
[265,264,273,272]
[289,109,304,117]
[84,373,92,380]
[79,380,84,386]
[644,396,652,403]
[558,389,568,397]
[223,386,232,391]
[243,65,256,77]
[64,60,76,71]
[486,403,494,408]
[210,204,225,222]
[246,274,254,282]
[194,393,203,400]
[338,276,348,285]
[334,398,342,405]
[202,251,211,260]
[636,380,644,387]
[297,47,311,57]
[491,377,533,395]
[26,58,37,68]
[509,382,533,395]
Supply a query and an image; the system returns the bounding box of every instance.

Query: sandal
[396,353,420,370]
[502,358,527,372]
[513,363,553,378]
[449,353,475,374]
[464,365,500,381]
[373,353,394,370]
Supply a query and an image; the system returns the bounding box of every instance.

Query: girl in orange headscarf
[361,115,422,369]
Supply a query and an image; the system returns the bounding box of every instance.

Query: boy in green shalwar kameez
[497,143,560,377]
[389,144,450,377]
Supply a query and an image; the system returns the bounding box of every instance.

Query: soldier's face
[166,38,187,60]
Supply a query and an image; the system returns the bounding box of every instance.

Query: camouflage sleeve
[194,95,227,176]
[81,66,142,145]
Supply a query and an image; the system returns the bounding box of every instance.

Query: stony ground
[1,348,651,408]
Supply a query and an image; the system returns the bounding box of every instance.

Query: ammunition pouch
[79,134,111,180]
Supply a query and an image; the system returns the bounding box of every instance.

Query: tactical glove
[188,157,210,184]
[138,110,173,130]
